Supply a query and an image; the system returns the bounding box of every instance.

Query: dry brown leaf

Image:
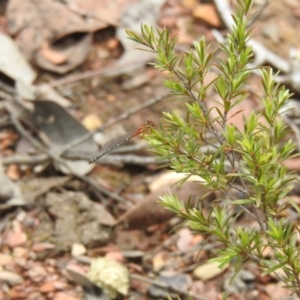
[7,0,92,58]
[116,181,215,229]
[265,282,294,299]
[0,164,24,211]
[282,157,300,171]
[182,0,198,9]
[6,0,135,72]
[53,292,79,300]
[40,42,68,64]
[35,34,92,73]
[42,191,113,248]
[0,32,36,86]
[19,176,71,203]
[190,281,223,299]
[193,4,222,27]
[71,0,137,27]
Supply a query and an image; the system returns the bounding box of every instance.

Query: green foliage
[127,0,300,297]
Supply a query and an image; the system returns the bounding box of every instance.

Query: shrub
[127,0,300,297]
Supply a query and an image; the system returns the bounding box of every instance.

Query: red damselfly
[89,120,155,163]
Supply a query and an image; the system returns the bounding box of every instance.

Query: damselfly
[89,120,155,163]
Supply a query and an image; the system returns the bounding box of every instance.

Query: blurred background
[0,0,300,299]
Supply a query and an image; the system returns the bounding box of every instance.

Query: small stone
[0,253,13,265]
[71,243,87,256]
[27,265,47,283]
[82,114,102,131]
[0,270,23,285]
[40,281,58,293]
[193,261,228,281]
[54,292,79,300]
[5,224,27,248]
[32,242,55,252]
[12,247,28,259]
[40,281,68,293]
[107,38,119,50]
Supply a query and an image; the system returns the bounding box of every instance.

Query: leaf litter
[0,0,299,299]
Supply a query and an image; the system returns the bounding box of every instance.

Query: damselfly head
[146,120,155,127]
[140,120,155,134]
